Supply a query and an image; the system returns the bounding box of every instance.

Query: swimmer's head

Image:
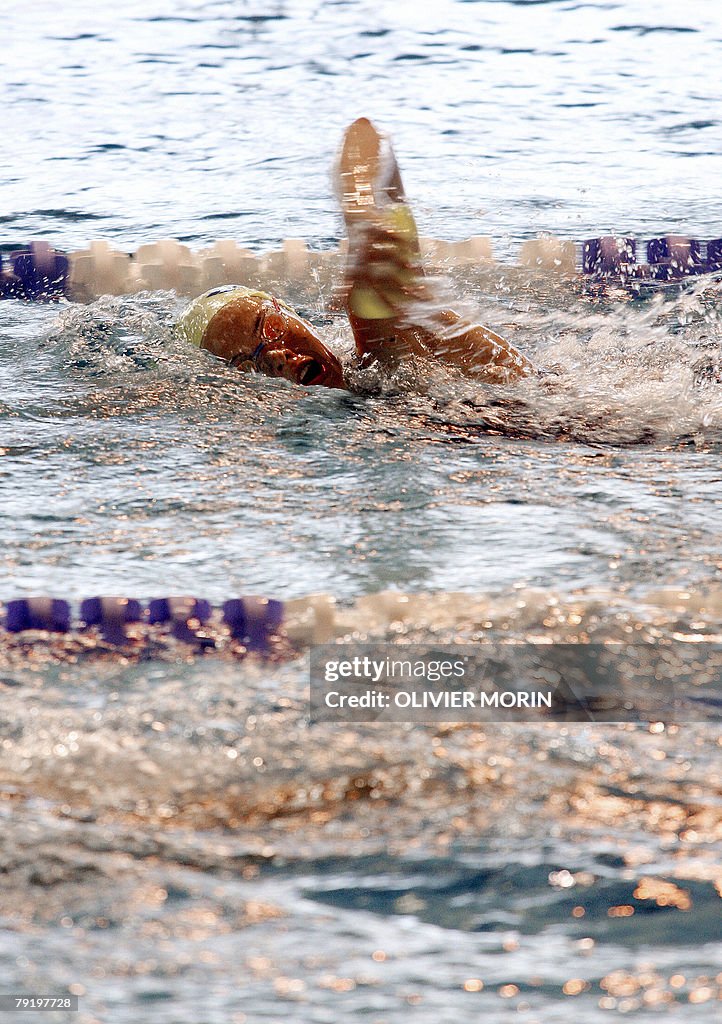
[201,290,344,389]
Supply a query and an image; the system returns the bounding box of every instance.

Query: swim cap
[175,285,292,349]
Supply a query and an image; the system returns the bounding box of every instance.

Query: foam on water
[45,268,722,447]
[3,2,722,1019]
[2,273,720,609]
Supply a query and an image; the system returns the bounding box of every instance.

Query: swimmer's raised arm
[337,118,533,383]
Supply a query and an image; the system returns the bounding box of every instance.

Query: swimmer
[176,119,533,388]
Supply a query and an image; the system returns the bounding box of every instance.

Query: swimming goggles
[229,297,288,370]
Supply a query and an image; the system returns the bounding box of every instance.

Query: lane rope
[2,233,721,302]
[1,595,285,655]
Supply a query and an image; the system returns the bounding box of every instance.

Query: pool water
[1,2,721,1021]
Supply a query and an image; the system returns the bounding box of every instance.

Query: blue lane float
[149,596,214,647]
[80,596,144,645]
[0,242,69,300]
[223,597,284,652]
[0,595,287,657]
[581,236,636,276]
[582,234,722,279]
[706,238,722,273]
[647,236,705,279]
[5,597,72,633]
